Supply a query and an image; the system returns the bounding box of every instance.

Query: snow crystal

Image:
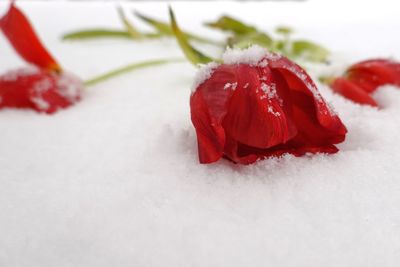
[191,62,220,92]
[224,82,238,91]
[260,82,283,106]
[30,96,50,111]
[258,58,269,67]
[222,45,275,66]
[193,46,278,91]
[261,82,277,99]
[33,77,52,93]
[0,67,40,82]
[56,72,82,102]
[267,105,281,116]
[264,53,282,62]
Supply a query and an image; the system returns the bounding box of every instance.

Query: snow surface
[222,45,270,66]
[191,62,219,91]
[1,1,400,267]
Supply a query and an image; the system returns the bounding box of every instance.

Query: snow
[56,72,83,102]
[224,82,237,90]
[191,62,219,91]
[222,45,271,66]
[261,82,277,100]
[0,67,39,82]
[1,1,400,267]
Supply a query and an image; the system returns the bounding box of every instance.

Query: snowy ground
[1,1,400,266]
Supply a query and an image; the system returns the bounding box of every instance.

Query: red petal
[0,68,81,114]
[0,2,61,72]
[190,65,236,163]
[223,133,340,165]
[330,78,378,107]
[268,56,347,147]
[190,91,226,163]
[346,59,400,93]
[222,64,297,149]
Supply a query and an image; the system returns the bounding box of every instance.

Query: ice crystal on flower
[56,72,82,102]
[31,96,50,110]
[267,106,281,117]
[224,82,238,91]
[258,58,269,67]
[33,78,52,93]
[223,45,269,66]
[1,67,39,82]
[192,62,220,91]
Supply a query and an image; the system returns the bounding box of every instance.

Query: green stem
[84,58,185,87]
[318,75,335,85]
[62,29,132,40]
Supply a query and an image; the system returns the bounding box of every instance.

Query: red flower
[0,1,82,114]
[190,47,347,164]
[329,59,400,107]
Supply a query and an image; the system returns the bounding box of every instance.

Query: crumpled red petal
[331,78,378,107]
[0,1,61,72]
[222,64,297,149]
[190,66,235,163]
[0,68,82,114]
[346,59,400,93]
[268,56,347,146]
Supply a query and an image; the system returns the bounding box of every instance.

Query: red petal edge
[0,1,61,72]
[331,78,378,107]
[346,59,400,92]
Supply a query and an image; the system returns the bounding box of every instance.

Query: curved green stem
[84,58,185,87]
[62,29,132,40]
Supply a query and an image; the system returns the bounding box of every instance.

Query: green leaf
[275,26,293,36]
[62,29,131,40]
[205,15,257,35]
[84,58,185,86]
[228,32,273,49]
[135,11,223,46]
[272,40,286,52]
[169,6,215,66]
[291,40,330,62]
[117,6,143,39]
[134,11,173,35]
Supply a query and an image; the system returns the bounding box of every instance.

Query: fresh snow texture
[222,45,270,66]
[193,46,273,91]
[1,1,400,267]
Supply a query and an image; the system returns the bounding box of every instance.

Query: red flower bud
[190,47,347,164]
[0,1,82,114]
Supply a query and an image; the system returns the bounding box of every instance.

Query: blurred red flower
[330,59,400,107]
[190,49,347,164]
[0,1,81,114]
